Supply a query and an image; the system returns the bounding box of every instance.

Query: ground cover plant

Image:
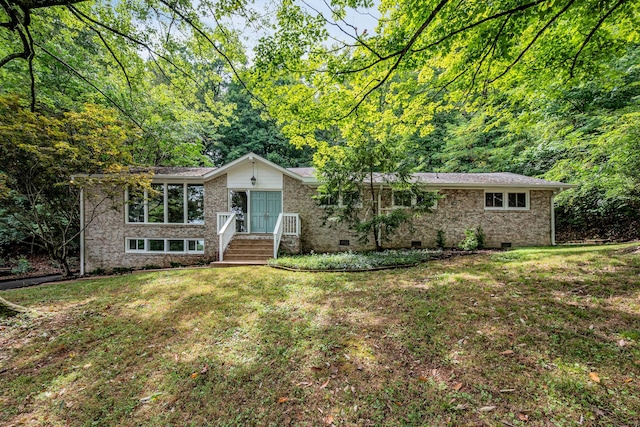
[1,243,639,426]
[269,249,438,271]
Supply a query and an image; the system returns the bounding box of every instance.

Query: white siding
[226,161,283,189]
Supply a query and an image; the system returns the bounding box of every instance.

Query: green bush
[170,262,184,268]
[89,267,106,276]
[458,229,479,251]
[112,267,133,274]
[475,226,486,249]
[142,264,162,270]
[436,229,446,249]
[11,256,32,274]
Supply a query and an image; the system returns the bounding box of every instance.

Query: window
[168,239,185,252]
[393,191,413,207]
[341,190,362,207]
[317,193,338,207]
[485,190,529,210]
[126,183,205,224]
[126,238,205,254]
[167,184,184,223]
[187,185,204,224]
[485,192,503,208]
[508,192,527,208]
[188,240,205,252]
[148,239,165,252]
[392,190,438,209]
[316,191,360,207]
[128,239,145,251]
[127,191,145,223]
[148,184,165,223]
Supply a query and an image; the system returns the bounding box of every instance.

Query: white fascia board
[203,152,305,182]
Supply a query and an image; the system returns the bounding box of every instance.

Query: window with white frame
[485,190,529,210]
[392,190,438,209]
[126,183,204,224]
[316,190,361,207]
[125,238,205,254]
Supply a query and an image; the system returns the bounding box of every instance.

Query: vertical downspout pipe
[551,190,558,246]
[79,187,85,276]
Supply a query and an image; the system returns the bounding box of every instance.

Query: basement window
[126,238,205,254]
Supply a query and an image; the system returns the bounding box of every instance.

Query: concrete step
[211,260,269,268]
[223,254,272,261]
[224,248,273,258]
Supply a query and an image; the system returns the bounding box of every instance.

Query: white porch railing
[217,213,236,261]
[273,213,300,259]
[217,212,234,233]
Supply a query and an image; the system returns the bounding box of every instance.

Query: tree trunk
[0,296,31,317]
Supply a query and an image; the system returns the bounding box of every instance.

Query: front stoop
[211,235,273,267]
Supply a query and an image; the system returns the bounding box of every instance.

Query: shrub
[170,262,183,268]
[11,256,32,275]
[436,229,446,249]
[112,267,133,274]
[458,228,479,251]
[142,264,162,270]
[89,267,106,276]
[475,226,486,249]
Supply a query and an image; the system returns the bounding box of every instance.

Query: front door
[250,191,281,233]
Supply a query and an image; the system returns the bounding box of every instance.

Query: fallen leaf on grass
[310,366,323,372]
[624,378,633,383]
[452,382,463,391]
[418,376,429,382]
[479,405,496,412]
[589,372,601,383]
[140,392,162,404]
[200,364,209,374]
[319,378,330,389]
[190,373,198,379]
[322,415,334,425]
[518,412,529,422]
[500,350,514,355]
[618,339,627,347]
[277,397,289,403]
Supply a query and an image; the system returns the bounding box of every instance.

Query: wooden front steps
[211,235,273,267]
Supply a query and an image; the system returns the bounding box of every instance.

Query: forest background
[1,0,638,274]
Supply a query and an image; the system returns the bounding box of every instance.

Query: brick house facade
[80,153,572,273]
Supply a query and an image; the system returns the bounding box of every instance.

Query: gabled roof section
[204,152,306,181]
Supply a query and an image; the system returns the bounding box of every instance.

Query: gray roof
[286,168,571,188]
[139,165,571,188]
[131,167,217,177]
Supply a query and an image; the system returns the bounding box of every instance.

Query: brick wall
[83,178,224,272]
[283,176,553,251]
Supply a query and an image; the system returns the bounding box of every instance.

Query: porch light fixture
[250,161,256,186]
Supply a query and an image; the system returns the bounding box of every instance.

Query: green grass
[269,249,438,270]
[1,243,639,426]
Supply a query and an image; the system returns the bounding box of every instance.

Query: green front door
[250,191,281,233]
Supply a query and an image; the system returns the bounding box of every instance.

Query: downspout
[551,189,558,246]
[377,184,383,247]
[79,187,85,276]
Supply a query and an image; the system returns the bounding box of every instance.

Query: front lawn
[1,243,639,426]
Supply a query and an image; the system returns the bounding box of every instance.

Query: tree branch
[489,0,576,84]
[36,43,144,130]
[569,0,627,78]
[345,0,450,117]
